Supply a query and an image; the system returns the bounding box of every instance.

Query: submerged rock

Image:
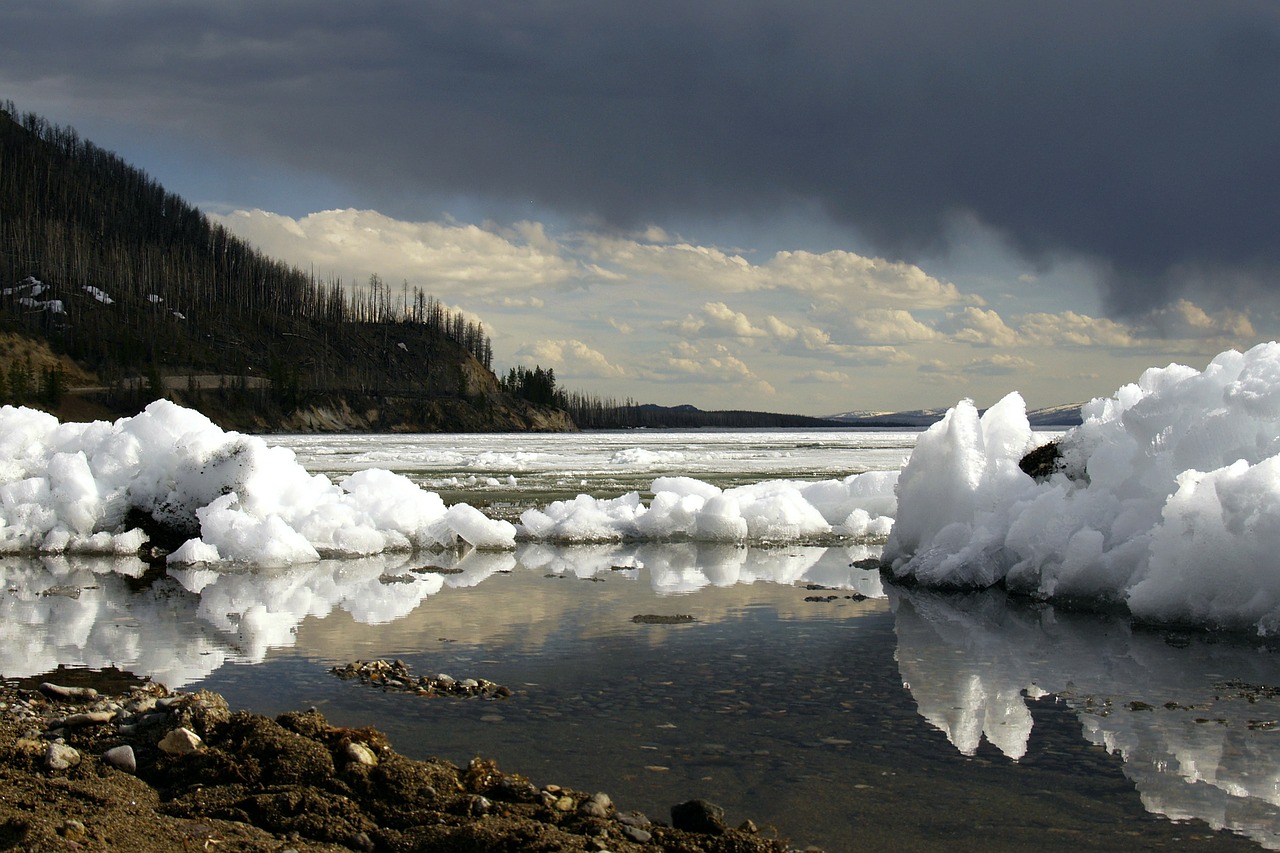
[631,614,697,624]
[330,659,512,699]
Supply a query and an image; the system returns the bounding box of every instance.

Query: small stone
[621,825,653,843]
[616,811,651,828]
[103,745,137,773]
[579,799,610,819]
[739,819,759,833]
[59,710,115,727]
[45,742,81,771]
[59,819,87,841]
[40,682,98,702]
[343,742,378,767]
[555,795,576,812]
[158,726,203,755]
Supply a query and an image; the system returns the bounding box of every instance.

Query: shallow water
[2,429,1276,850]
[5,543,1278,851]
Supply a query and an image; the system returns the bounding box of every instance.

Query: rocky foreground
[0,680,801,852]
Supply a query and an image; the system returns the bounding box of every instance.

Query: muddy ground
[0,680,803,852]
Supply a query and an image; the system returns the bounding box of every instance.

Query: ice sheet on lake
[893,585,1280,849]
[885,342,1280,634]
[0,400,897,563]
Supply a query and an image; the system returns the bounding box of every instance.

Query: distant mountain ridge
[826,402,1084,428]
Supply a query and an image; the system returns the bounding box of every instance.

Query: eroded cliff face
[203,391,577,434]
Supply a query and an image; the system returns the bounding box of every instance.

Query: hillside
[0,103,572,432]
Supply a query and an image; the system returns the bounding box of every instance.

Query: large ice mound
[0,400,517,562]
[883,342,1280,634]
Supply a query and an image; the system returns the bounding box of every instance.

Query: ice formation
[885,342,1280,634]
[0,400,517,563]
[0,399,896,565]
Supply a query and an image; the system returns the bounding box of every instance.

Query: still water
[4,430,1278,851]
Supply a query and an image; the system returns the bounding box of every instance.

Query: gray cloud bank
[4,0,1278,316]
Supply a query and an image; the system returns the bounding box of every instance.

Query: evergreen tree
[40,363,65,408]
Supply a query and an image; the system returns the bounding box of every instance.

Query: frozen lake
[277,428,919,520]
[3,429,1275,851]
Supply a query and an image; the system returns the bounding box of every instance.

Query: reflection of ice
[892,586,1280,848]
[0,544,883,691]
[0,555,225,686]
[516,542,885,597]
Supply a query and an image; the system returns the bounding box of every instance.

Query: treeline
[0,101,494,407]
[0,353,65,408]
[503,361,848,429]
[562,399,851,429]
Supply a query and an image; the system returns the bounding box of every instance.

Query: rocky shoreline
[0,680,803,852]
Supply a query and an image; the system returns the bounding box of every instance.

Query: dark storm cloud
[3,0,1278,315]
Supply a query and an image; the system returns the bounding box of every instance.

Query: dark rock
[1019,440,1064,482]
[631,614,697,624]
[671,799,728,835]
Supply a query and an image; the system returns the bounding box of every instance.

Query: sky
[2,1,1278,416]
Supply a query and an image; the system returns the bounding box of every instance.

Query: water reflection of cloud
[891,586,1280,849]
[0,544,884,690]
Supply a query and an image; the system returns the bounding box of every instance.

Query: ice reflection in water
[894,586,1280,849]
[3,546,1278,850]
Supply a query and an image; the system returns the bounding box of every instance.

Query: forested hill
[0,102,571,431]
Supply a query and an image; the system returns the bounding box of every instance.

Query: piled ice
[0,399,897,565]
[0,400,517,563]
[884,342,1280,634]
[517,472,896,542]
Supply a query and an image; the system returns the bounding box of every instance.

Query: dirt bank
[0,680,801,852]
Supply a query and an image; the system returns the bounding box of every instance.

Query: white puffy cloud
[212,209,580,295]
[659,342,775,395]
[764,250,970,308]
[668,301,769,338]
[965,354,1037,376]
[1141,299,1255,340]
[1017,310,1137,348]
[849,308,941,344]
[945,307,1021,347]
[516,339,626,378]
[797,369,855,384]
[578,233,969,307]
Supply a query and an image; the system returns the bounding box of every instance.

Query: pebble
[621,825,653,843]
[45,742,81,771]
[59,819,87,842]
[343,742,378,767]
[616,811,651,828]
[55,710,115,728]
[159,726,203,755]
[554,795,576,812]
[579,793,611,819]
[39,683,98,702]
[103,744,137,773]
